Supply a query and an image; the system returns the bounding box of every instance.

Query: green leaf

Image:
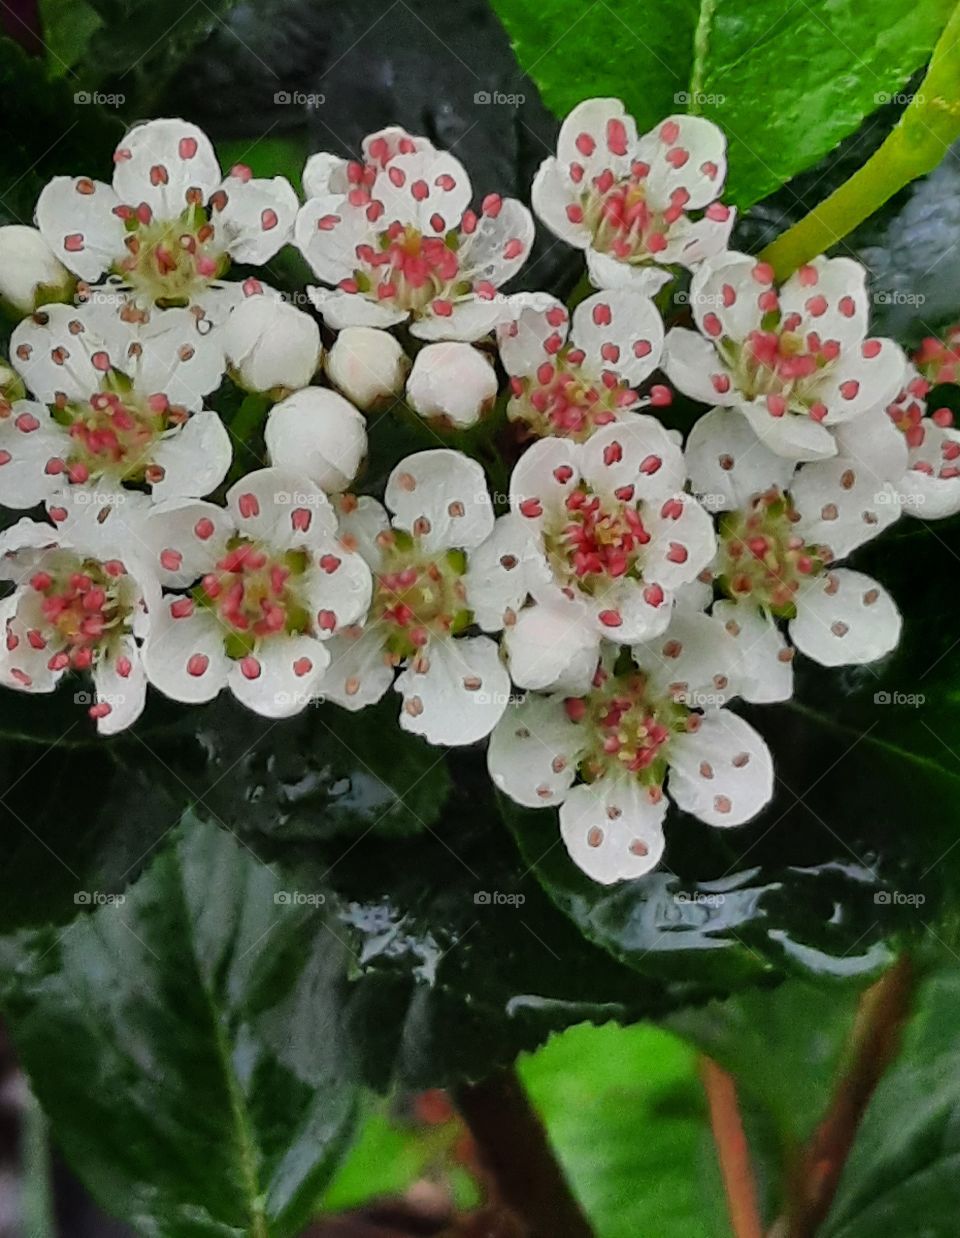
[519,1021,726,1238]
[490,0,954,205]
[0,815,358,1238]
[822,967,960,1236]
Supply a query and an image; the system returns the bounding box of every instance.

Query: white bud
[265,387,367,493]
[325,326,409,411]
[223,295,322,394]
[407,342,497,429]
[0,226,74,317]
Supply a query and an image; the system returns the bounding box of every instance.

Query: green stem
[762,1,960,278]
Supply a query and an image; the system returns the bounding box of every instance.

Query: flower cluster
[0,102,931,887]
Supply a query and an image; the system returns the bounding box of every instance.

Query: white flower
[325,326,409,410]
[0,515,160,735]
[497,288,665,439]
[0,225,75,317]
[488,420,715,693]
[532,99,734,295]
[2,301,230,507]
[295,126,534,341]
[34,118,297,319]
[139,468,372,718]
[487,613,774,884]
[686,406,903,683]
[264,387,367,493]
[222,290,321,393]
[664,253,907,462]
[406,341,497,428]
[318,449,512,746]
[883,367,960,519]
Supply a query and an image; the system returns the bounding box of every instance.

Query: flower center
[509,347,635,440]
[718,488,825,614]
[565,667,693,789]
[544,485,650,594]
[113,200,226,305]
[53,383,185,485]
[576,172,684,261]
[371,529,471,661]
[19,555,133,675]
[716,324,843,419]
[194,539,312,656]
[344,222,467,317]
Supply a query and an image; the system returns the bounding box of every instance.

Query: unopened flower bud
[224,295,322,394]
[0,226,75,318]
[407,341,497,429]
[265,387,367,492]
[324,326,409,410]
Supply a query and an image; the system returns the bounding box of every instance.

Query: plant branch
[782,954,914,1238]
[454,1067,594,1238]
[700,1057,764,1238]
[761,2,960,278]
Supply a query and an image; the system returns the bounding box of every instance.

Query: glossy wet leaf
[519,1021,725,1238]
[490,0,953,206]
[822,967,960,1236]
[0,815,358,1238]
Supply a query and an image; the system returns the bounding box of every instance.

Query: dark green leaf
[0,815,358,1238]
[490,0,954,205]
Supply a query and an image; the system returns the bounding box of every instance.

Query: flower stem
[700,1056,764,1238]
[225,393,271,486]
[782,954,914,1238]
[454,1066,594,1237]
[761,2,960,279]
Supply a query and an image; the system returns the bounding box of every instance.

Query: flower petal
[792,456,900,559]
[634,114,727,211]
[642,491,716,589]
[633,610,738,708]
[131,307,226,409]
[141,496,231,587]
[385,449,494,552]
[35,176,124,281]
[689,252,764,342]
[302,537,373,634]
[712,599,793,704]
[11,302,124,404]
[318,622,394,710]
[559,776,667,885]
[0,402,67,507]
[150,409,233,502]
[463,513,547,631]
[585,249,673,295]
[372,148,472,234]
[778,256,868,348]
[815,340,907,423]
[92,636,147,735]
[142,600,230,703]
[214,174,299,263]
[302,151,351,199]
[557,98,638,180]
[296,196,376,285]
[487,692,585,808]
[531,157,589,247]
[668,709,773,826]
[308,285,408,330]
[228,633,330,717]
[789,568,901,667]
[112,119,221,217]
[497,293,570,377]
[460,198,534,289]
[580,418,686,503]
[739,400,838,462]
[685,406,794,511]
[335,494,390,567]
[662,326,739,406]
[570,289,664,386]
[395,633,510,745]
[226,467,338,547]
[409,298,511,342]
